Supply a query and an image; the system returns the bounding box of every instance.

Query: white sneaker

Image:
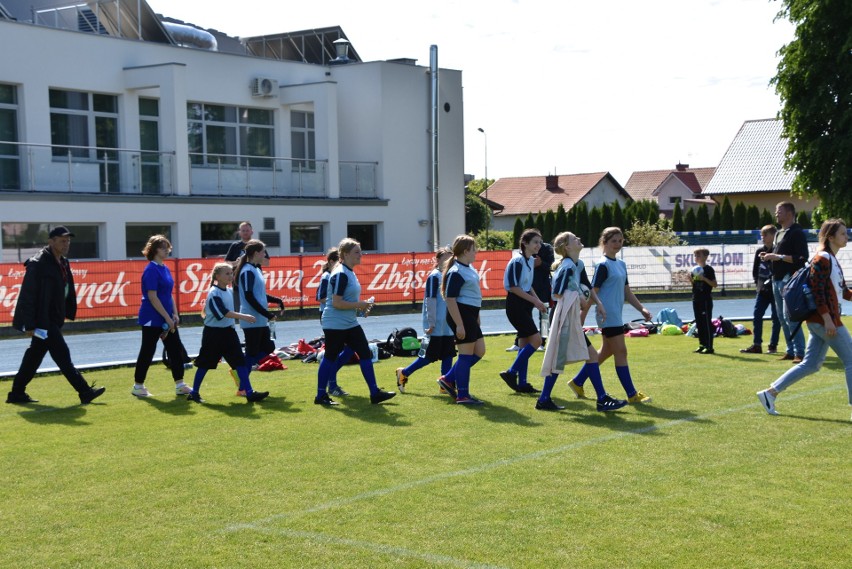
[131,384,152,397]
[175,383,192,395]
[756,390,779,415]
[505,345,519,352]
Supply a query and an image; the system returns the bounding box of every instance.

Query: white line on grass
[225,384,844,533]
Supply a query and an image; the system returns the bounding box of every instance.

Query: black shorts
[446,302,483,345]
[601,326,625,339]
[323,326,371,361]
[243,326,275,358]
[424,335,457,362]
[505,293,538,338]
[195,326,246,370]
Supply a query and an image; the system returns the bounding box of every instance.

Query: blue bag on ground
[655,308,683,328]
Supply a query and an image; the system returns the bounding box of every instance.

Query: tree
[573,202,589,246]
[696,204,711,231]
[524,212,535,230]
[720,196,734,230]
[588,207,602,245]
[534,212,545,232]
[464,184,489,235]
[543,209,556,243]
[797,210,810,228]
[601,203,613,230]
[475,230,512,251]
[612,201,626,231]
[711,206,721,231]
[746,205,761,230]
[772,0,852,220]
[513,217,524,249]
[760,208,774,227]
[733,201,747,230]
[684,207,697,232]
[625,220,683,246]
[555,203,568,236]
[672,201,684,232]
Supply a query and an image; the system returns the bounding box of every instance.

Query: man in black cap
[7,225,105,405]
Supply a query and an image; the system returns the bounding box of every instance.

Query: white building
[0,0,465,261]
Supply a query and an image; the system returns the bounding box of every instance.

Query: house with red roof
[624,163,716,216]
[482,172,631,232]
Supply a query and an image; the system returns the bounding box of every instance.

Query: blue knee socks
[317,358,335,396]
[586,362,606,400]
[616,365,637,398]
[360,359,379,394]
[403,357,430,378]
[572,362,591,388]
[441,356,454,376]
[539,373,558,401]
[192,368,207,393]
[509,344,536,384]
[454,354,479,398]
[235,365,254,394]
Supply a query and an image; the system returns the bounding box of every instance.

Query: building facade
[0,0,464,261]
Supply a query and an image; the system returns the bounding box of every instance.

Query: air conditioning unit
[250,77,278,98]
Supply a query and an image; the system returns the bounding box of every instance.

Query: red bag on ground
[257,354,286,371]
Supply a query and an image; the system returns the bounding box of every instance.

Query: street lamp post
[477,127,489,248]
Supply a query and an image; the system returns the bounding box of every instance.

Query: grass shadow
[135,395,197,416]
[779,413,851,425]
[334,397,413,427]
[562,408,660,433]
[14,403,92,426]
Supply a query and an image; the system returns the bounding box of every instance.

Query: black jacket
[12,246,77,332]
[771,223,809,280]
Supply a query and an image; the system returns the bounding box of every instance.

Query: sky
[147,0,795,186]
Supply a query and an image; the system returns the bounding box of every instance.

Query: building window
[347,223,379,252]
[139,98,161,194]
[0,83,20,190]
[126,224,172,259]
[290,110,315,171]
[1,223,99,262]
[290,223,324,253]
[187,103,274,167]
[49,89,118,192]
[200,222,240,258]
[669,197,681,205]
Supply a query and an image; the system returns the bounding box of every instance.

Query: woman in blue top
[235,240,283,376]
[395,247,455,392]
[314,238,395,406]
[187,263,269,403]
[132,235,192,398]
[317,248,355,397]
[538,232,627,412]
[500,228,549,393]
[439,234,486,405]
[569,227,652,404]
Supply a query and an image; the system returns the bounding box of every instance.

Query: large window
[187,103,274,167]
[49,89,118,192]
[126,224,172,259]
[290,223,324,254]
[0,83,19,190]
[200,222,240,258]
[347,223,379,252]
[2,223,99,262]
[139,98,161,194]
[290,110,315,171]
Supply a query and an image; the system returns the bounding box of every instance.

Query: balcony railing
[340,160,379,198]
[0,141,176,194]
[188,153,329,198]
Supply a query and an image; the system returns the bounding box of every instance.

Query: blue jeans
[771,322,852,406]
[752,291,780,347]
[773,279,805,357]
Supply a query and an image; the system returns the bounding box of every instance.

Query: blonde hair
[337,237,361,260]
[551,231,574,270]
[760,224,777,237]
[210,262,233,285]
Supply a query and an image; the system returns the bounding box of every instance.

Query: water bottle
[159,322,170,340]
[357,296,375,317]
[418,335,430,358]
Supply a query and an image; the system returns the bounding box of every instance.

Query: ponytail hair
[441,234,476,297]
[210,262,232,286]
[322,247,339,273]
[551,231,574,270]
[518,228,542,256]
[234,239,265,291]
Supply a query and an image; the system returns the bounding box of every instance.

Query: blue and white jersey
[321,263,361,330]
[238,263,269,329]
[592,255,628,328]
[423,268,451,336]
[204,285,236,328]
[316,271,331,314]
[503,253,534,292]
[443,261,482,308]
[552,258,587,296]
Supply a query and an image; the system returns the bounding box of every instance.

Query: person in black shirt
[740,225,781,354]
[692,248,717,354]
[224,221,255,264]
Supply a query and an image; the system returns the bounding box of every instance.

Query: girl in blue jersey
[439,234,486,405]
[500,228,549,393]
[395,248,455,392]
[131,235,192,398]
[569,227,652,404]
[187,263,269,403]
[317,248,354,397]
[314,238,395,406]
[537,232,627,412]
[235,240,283,376]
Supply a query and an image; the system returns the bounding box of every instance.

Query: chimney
[545,174,559,191]
[675,163,689,172]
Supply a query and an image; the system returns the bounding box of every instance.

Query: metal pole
[430,45,440,251]
[478,127,488,248]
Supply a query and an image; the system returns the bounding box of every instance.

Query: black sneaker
[187,391,204,403]
[535,398,565,411]
[693,346,706,353]
[314,393,339,406]
[701,348,715,355]
[246,391,269,402]
[79,385,106,405]
[370,390,396,404]
[516,383,540,394]
[499,371,520,391]
[596,394,628,412]
[437,377,457,399]
[6,391,38,404]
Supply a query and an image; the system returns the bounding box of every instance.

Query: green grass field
[1,331,850,568]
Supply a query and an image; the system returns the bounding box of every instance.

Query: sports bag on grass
[386,327,420,357]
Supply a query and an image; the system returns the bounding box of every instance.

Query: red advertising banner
[0,251,514,324]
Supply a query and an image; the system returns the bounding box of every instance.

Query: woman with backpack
[499,228,550,393]
[757,218,852,419]
[314,238,395,406]
[395,247,455,392]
